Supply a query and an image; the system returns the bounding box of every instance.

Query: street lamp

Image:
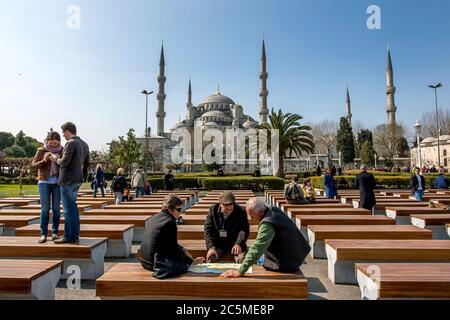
[141,90,154,175]
[428,83,443,167]
[413,120,422,169]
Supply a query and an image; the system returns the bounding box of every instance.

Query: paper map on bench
[188,263,252,274]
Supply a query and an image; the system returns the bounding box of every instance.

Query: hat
[219,191,235,205]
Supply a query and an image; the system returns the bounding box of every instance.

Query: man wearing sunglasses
[204,191,250,263]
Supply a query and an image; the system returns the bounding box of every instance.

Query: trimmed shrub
[200,177,285,191]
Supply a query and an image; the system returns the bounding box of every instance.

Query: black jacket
[164,173,175,190]
[411,174,426,193]
[139,211,193,271]
[112,175,127,193]
[58,136,90,186]
[355,171,376,208]
[204,203,250,252]
[260,206,310,272]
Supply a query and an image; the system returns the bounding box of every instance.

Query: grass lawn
[0,184,39,198]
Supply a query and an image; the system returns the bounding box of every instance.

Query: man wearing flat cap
[204,191,250,263]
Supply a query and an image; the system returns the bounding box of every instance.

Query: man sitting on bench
[204,191,250,263]
[284,176,309,204]
[221,198,310,278]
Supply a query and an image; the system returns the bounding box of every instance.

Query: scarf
[44,144,63,177]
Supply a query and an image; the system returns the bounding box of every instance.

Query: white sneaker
[38,236,47,243]
[51,234,59,241]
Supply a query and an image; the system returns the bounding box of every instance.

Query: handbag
[152,253,189,279]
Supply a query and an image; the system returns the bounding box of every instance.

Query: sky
[0,0,449,151]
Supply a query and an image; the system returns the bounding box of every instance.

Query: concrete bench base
[133,227,145,242]
[106,229,133,258]
[0,266,61,300]
[385,211,411,225]
[356,268,380,300]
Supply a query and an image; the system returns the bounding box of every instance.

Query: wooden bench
[0,237,107,280]
[352,198,421,209]
[279,203,352,212]
[411,214,450,239]
[408,195,450,201]
[105,204,163,210]
[177,225,258,240]
[287,208,371,220]
[20,204,93,212]
[0,199,39,206]
[325,239,450,284]
[83,209,159,216]
[385,207,449,224]
[295,215,395,238]
[15,224,134,258]
[0,204,15,210]
[373,202,429,211]
[308,225,432,259]
[178,239,255,258]
[0,260,63,300]
[0,223,3,236]
[96,263,307,299]
[356,263,450,300]
[0,216,40,236]
[61,215,152,242]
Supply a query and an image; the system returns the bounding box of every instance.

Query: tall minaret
[259,39,269,124]
[345,85,352,125]
[386,46,397,139]
[156,43,167,136]
[186,79,194,121]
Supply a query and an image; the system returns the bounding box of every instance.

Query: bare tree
[373,123,407,158]
[420,108,450,138]
[310,120,339,164]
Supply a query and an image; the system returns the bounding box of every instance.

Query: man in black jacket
[53,122,89,244]
[164,170,175,190]
[139,194,204,273]
[411,167,426,201]
[204,192,250,263]
[355,165,376,212]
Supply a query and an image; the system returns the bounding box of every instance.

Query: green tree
[15,130,27,147]
[359,141,376,166]
[111,129,142,176]
[0,132,15,150]
[258,108,315,177]
[396,137,410,158]
[23,143,39,158]
[4,145,27,158]
[336,117,356,165]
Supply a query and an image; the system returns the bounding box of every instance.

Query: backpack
[284,183,301,201]
[111,176,120,192]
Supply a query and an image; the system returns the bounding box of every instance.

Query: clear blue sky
[1,0,449,151]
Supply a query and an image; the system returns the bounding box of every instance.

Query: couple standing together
[31,122,89,244]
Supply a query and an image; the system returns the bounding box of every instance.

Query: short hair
[360,165,368,171]
[415,167,421,171]
[162,193,183,211]
[292,176,298,183]
[46,131,61,142]
[61,122,77,135]
[246,197,266,213]
[304,178,311,184]
[219,191,235,205]
[117,168,124,176]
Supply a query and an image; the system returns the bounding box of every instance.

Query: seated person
[138,194,204,277]
[204,191,250,263]
[284,176,309,204]
[302,178,316,203]
[435,172,449,189]
[221,198,310,278]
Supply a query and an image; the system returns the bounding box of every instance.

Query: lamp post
[428,83,443,167]
[413,120,422,169]
[141,90,154,175]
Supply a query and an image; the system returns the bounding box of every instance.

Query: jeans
[114,192,123,205]
[61,184,81,242]
[93,185,105,198]
[415,190,424,201]
[38,183,61,236]
[135,187,144,198]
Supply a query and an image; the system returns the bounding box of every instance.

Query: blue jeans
[135,187,144,198]
[38,183,61,236]
[415,190,424,201]
[61,184,81,242]
[93,184,105,197]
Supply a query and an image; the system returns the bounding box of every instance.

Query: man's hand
[221,270,242,278]
[192,257,205,265]
[206,249,218,261]
[231,244,242,255]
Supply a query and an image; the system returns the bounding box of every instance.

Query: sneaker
[38,236,47,243]
[51,234,59,241]
[54,238,74,244]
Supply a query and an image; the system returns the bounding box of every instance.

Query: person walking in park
[355,165,376,212]
[131,167,146,198]
[53,122,89,244]
[111,168,128,204]
[411,167,426,201]
[93,163,106,198]
[324,169,337,199]
[31,131,64,243]
[164,169,175,190]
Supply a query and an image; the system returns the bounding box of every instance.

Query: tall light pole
[428,83,443,167]
[141,90,154,175]
[413,120,422,169]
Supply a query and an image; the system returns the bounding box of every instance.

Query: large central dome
[201,91,235,105]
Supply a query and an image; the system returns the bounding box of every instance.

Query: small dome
[422,137,436,143]
[440,135,450,141]
[204,121,218,127]
[201,110,226,118]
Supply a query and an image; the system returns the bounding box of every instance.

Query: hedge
[0,177,38,185]
[200,177,285,191]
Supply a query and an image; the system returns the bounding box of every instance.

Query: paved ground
[54,193,361,300]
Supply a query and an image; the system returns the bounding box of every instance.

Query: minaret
[386,46,397,140]
[259,39,269,124]
[345,85,352,125]
[156,43,166,136]
[186,79,194,122]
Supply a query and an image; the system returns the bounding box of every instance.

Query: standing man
[411,167,426,201]
[221,198,310,278]
[164,169,175,191]
[355,165,376,212]
[435,172,449,190]
[132,167,146,198]
[53,122,89,244]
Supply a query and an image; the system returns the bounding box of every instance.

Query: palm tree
[258,108,315,177]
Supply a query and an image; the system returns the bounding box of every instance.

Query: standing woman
[323,169,337,199]
[31,131,63,243]
[93,164,105,198]
[111,168,127,205]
